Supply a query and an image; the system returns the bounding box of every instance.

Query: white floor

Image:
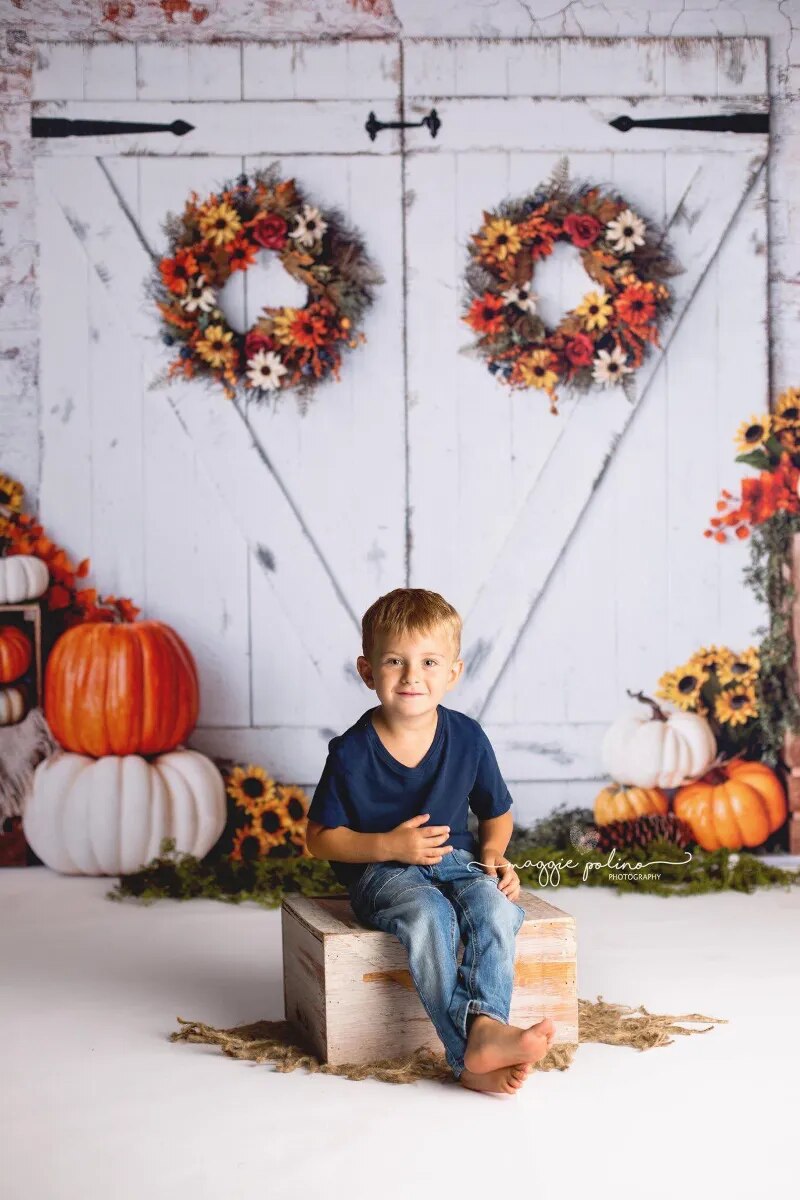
[2,866,799,1200]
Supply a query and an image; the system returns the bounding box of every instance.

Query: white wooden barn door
[402,39,769,814]
[32,38,769,815]
[32,41,405,782]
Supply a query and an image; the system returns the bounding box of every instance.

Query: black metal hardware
[366,108,441,142]
[610,111,768,134]
[31,117,195,138]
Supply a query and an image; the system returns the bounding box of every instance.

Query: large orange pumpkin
[0,626,32,684]
[674,759,787,851]
[594,783,669,826]
[44,620,199,756]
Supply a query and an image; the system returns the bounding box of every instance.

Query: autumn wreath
[462,164,680,414]
[153,166,382,406]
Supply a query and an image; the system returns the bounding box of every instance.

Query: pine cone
[592,813,696,854]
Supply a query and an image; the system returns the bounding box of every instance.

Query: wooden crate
[282,889,577,1067]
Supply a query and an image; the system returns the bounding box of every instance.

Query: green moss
[107,836,800,908]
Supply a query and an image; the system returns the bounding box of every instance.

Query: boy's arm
[306,819,390,864]
[477,810,514,859]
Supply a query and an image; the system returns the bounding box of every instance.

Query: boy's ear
[449,658,464,686]
[356,655,375,688]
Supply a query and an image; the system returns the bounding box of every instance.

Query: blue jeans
[348,846,526,1079]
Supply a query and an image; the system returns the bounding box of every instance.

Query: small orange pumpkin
[44,619,199,757]
[0,626,32,684]
[674,759,787,851]
[594,783,669,826]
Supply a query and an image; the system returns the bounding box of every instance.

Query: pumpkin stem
[626,688,668,722]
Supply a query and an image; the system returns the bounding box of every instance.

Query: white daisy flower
[181,275,216,314]
[246,349,287,391]
[289,205,328,249]
[592,345,632,386]
[502,283,539,314]
[606,208,646,255]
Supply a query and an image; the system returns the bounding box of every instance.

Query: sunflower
[198,201,243,248]
[714,685,758,726]
[0,473,24,512]
[228,236,259,273]
[516,349,558,393]
[246,349,287,392]
[474,218,522,263]
[656,663,709,712]
[605,208,646,255]
[270,308,300,346]
[277,783,310,838]
[774,387,800,430]
[256,802,294,843]
[230,825,271,863]
[614,282,656,327]
[735,414,771,453]
[290,309,328,349]
[159,247,199,297]
[195,324,235,369]
[575,291,613,331]
[226,764,278,815]
[464,292,506,336]
[689,645,734,673]
[516,214,557,260]
[716,646,759,687]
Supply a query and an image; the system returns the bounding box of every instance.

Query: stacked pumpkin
[595,689,787,852]
[0,554,49,727]
[23,620,226,875]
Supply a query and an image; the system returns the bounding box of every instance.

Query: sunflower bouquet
[656,644,763,760]
[209,760,313,863]
[705,388,800,542]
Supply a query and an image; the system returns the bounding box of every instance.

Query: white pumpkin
[22,748,226,875]
[602,691,717,789]
[0,685,26,725]
[0,555,49,603]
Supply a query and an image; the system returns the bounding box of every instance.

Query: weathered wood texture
[282,889,578,1066]
[24,35,776,827]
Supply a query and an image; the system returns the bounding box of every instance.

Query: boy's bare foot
[458,1062,532,1095]
[463,1015,555,1074]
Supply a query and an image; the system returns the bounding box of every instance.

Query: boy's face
[356,624,463,718]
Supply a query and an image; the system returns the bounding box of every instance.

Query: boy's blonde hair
[361,588,462,662]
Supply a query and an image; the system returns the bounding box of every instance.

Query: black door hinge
[610,111,769,134]
[31,117,194,138]
[366,108,441,142]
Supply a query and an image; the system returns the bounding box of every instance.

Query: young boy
[305,588,554,1094]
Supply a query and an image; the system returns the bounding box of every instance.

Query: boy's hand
[481,850,521,903]
[386,814,454,865]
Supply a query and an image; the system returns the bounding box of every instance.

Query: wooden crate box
[282,890,577,1067]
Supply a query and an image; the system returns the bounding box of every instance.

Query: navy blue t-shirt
[306,704,513,889]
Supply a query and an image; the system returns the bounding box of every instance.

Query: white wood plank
[403,40,457,97]
[32,43,84,100]
[35,161,93,568]
[505,40,561,97]
[136,44,191,101]
[714,160,769,649]
[187,721,608,783]
[243,39,399,101]
[664,39,719,97]
[87,160,145,605]
[559,39,665,97]
[31,100,401,156]
[399,97,768,155]
[717,38,768,97]
[84,44,137,102]
[187,44,242,101]
[457,151,767,718]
